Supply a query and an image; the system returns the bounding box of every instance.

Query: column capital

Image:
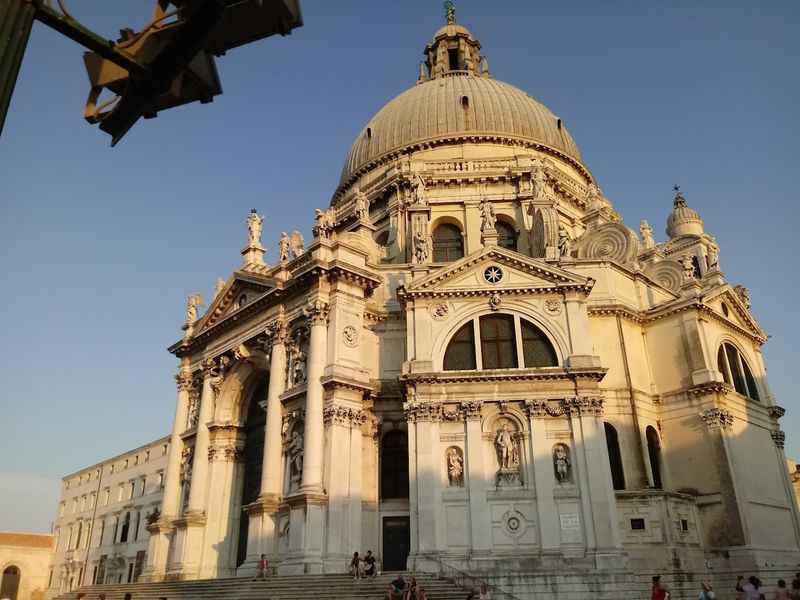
[460,399,483,421]
[303,299,330,325]
[323,404,367,428]
[404,401,443,422]
[175,370,194,392]
[265,318,290,345]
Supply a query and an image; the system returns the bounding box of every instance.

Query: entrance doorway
[1,565,21,600]
[382,517,410,571]
[236,379,267,567]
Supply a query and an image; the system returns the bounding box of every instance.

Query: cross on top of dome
[444,1,456,25]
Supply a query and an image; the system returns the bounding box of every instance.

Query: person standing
[350,551,361,579]
[699,581,715,600]
[652,576,670,600]
[776,580,790,600]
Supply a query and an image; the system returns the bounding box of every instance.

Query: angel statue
[411,173,427,206]
[479,199,496,232]
[247,209,264,247]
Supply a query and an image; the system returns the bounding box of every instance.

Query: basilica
[140,12,799,593]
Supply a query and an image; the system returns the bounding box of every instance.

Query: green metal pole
[0,0,36,137]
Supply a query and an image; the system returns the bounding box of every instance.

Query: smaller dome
[666,188,704,238]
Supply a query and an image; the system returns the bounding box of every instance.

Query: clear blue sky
[1,0,798,532]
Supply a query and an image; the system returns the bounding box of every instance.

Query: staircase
[54,572,469,600]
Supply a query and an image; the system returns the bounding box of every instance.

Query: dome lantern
[666,185,704,238]
[419,5,488,82]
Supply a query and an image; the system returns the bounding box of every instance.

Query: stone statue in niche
[680,255,695,283]
[552,443,572,483]
[291,347,307,385]
[411,173,427,206]
[413,229,429,264]
[446,446,464,487]
[288,428,304,489]
[494,419,522,487]
[179,446,194,511]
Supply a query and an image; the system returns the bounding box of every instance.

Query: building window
[112,517,119,544]
[646,426,663,489]
[631,518,646,530]
[479,314,517,369]
[133,511,141,542]
[604,422,626,491]
[443,322,477,371]
[127,563,134,583]
[432,223,464,263]
[157,471,164,490]
[162,444,168,456]
[380,430,409,500]
[681,519,689,532]
[145,450,150,463]
[443,314,558,371]
[496,220,518,251]
[103,488,110,506]
[717,342,760,400]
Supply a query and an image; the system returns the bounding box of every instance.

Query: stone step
[54,572,467,600]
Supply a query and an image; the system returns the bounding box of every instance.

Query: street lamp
[0,0,303,144]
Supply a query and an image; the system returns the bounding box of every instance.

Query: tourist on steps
[404,576,427,600]
[776,580,790,600]
[699,581,715,600]
[388,574,407,600]
[350,551,362,579]
[479,583,491,600]
[364,550,376,578]
[256,554,269,580]
[651,575,670,600]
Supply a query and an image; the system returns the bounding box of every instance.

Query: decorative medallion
[484,265,504,284]
[501,509,527,538]
[342,325,359,347]
[429,302,450,321]
[544,299,562,316]
[489,292,502,311]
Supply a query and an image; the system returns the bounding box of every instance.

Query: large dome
[338,73,583,189]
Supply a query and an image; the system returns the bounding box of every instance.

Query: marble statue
[558,226,572,258]
[479,199,496,232]
[214,277,226,299]
[291,347,307,385]
[185,294,204,325]
[553,443,571,483]
[354,188,369,221]
[734,284,751,309]
[495,424,516,470]
[413,229,429,264]
[707,245,719,271]
[313,208,336,239]
[412,173,427,206]
[288,430,304,485]
[681,255,695,283]
[640,220,655,250]
[446,447,464,487]
[247,209,264,247]
[279,232,291,263]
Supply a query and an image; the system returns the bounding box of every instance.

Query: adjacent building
[47,437,168,596]
[0,532,52,600]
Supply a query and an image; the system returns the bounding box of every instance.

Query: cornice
[402,366,606,385]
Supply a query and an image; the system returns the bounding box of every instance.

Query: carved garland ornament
[208,444,245,462]
[323,405,367,428]
[525,397,604,418]
[699,407,734,430]
[429,302,450,321]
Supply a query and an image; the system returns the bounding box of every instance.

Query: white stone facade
[0,532,52,600]
[125,15,800,596]
[47,437,168,596]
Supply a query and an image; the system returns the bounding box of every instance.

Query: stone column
[142,364,193,581]
[563,291,600,368]
[245,320,289,567]
[525,401,560,559]
[463,401,490,556]
[571,397,622,565]
[182,356,227,576]
[301,300,329,493]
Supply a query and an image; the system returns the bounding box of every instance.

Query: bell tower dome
[419,4,488,81]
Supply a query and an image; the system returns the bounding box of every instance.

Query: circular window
[507,516,520,531]
[721,302,729,318]
[484,266,503,284]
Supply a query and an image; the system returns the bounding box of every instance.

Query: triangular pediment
[406,246,593,296]
[195,271,274,333]
[703,286,767,342]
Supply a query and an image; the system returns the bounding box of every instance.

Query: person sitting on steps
[364,550,376,578]
[388,574,407,600]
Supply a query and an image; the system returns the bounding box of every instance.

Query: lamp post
[0,0,302,143]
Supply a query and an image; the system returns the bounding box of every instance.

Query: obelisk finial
[444,1,456,24]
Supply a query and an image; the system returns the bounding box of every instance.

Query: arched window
[604,422,625,491]
[521,320,558,367]
[381,430,409,499]
[479,314,517,369]
[443,322,476,371]
[120,512,130,543]
[645,426,663,489]
[432,224,464,263]
[443,314,557,371]
[496,221,518,251]
[717,342,760,400]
